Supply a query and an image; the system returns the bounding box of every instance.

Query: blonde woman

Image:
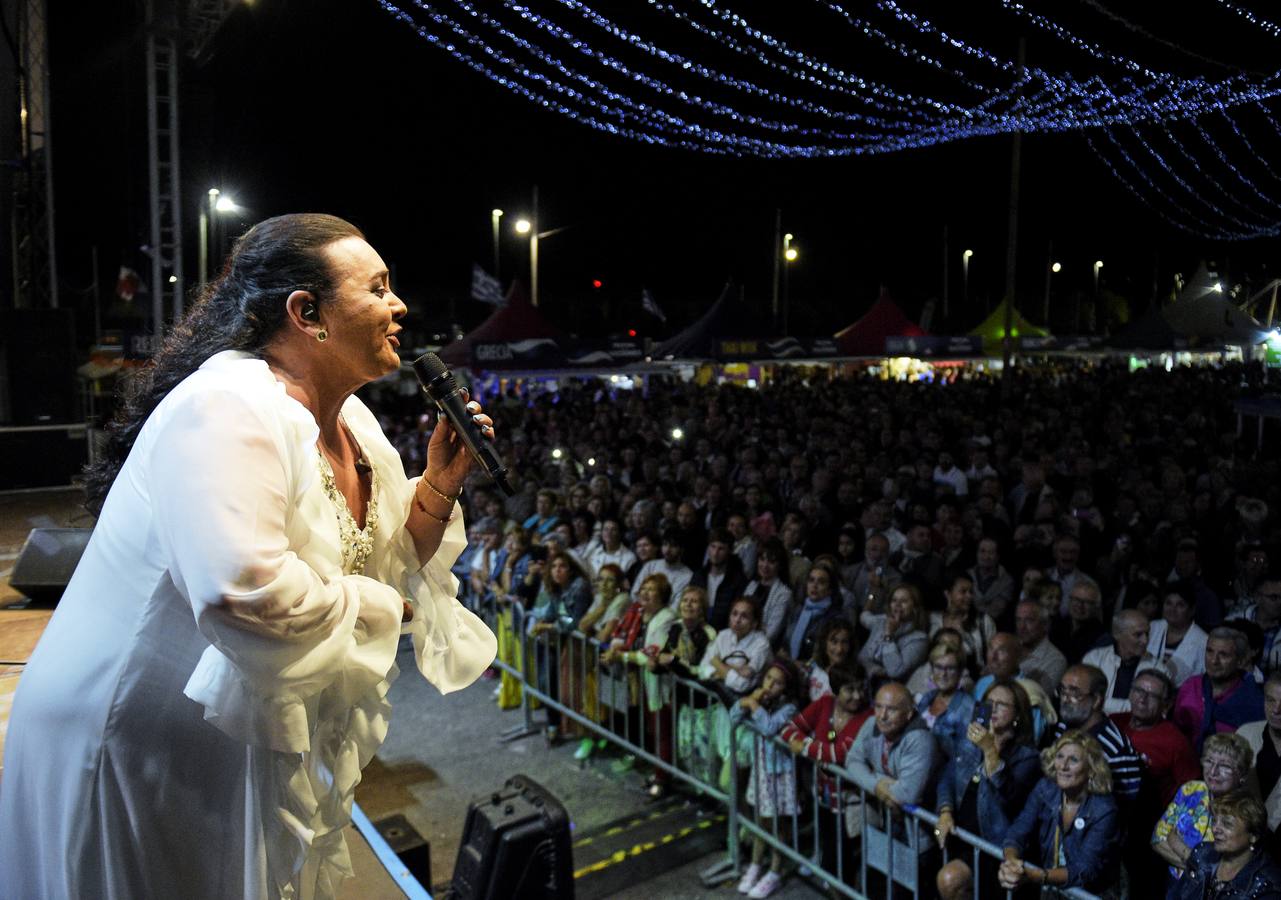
[1000,730,1121,895]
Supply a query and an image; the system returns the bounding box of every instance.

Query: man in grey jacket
[845,681,940,890]
[847,682,939,811]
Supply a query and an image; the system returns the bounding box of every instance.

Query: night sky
[46,0,1281,344]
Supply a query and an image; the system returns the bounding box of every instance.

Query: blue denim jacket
[916,689,974,764]
[1003,777,1120,892]
[936,739,1041,843]
[731,700,799,775]
[1174,843,1281,900]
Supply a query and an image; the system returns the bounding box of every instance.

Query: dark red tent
[438,282,564,367]
[834,288,926,356]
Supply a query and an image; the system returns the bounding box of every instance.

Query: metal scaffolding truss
[182,0,242,62]
[11,0,58,310]
[143,0,239,335]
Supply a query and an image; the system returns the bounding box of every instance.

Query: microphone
[412,352,515,496]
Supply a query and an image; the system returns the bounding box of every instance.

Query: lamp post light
[1044,258,1061,324]
[491,208,503,280]
[1093,259,1103,294]
[962,249,973,303]
[198,189,240,289]
[512,187,569,307]
[782,233,798,334]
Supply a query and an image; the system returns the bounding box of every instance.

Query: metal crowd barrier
[478,594,1100,900]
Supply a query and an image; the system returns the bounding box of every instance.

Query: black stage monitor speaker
[450,774,573,900]
[9,527,92,605]
[0,308,77,425]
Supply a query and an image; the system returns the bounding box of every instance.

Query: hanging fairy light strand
[1088,129,1270,240]
[1212,0,1281,40]
[373,0,1281,185]
[1187,119,1281,211]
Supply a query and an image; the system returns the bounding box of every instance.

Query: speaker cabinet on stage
[9,528,92,605]
[450,774,573,900]
[0,308,77,425]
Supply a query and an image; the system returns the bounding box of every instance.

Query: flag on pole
[470,264,506,305]
[641,287,666,322]
[115,266,147,302]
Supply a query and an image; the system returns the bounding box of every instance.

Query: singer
[0,214,498,899]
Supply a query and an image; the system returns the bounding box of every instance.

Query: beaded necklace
[316,433,378,575]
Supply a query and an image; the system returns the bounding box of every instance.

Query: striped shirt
[1053,718,1144,803]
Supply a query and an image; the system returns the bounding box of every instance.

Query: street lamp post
[512,187,569,308]
[782,232,798,334]
[962,249,973,304]
[1043,236,1060,324]
[198,189,240,289]
[1087,259,1103,332]
[491,208,503,281]
[197,189,219,290]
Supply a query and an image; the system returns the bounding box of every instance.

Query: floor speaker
[0,308,77,425]
[9,527,91,605]
[449,774,573,900]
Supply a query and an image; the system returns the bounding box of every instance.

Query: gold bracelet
[420,476,458,505]
[414,488,455,524]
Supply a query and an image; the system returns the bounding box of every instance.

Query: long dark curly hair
[84,213,363,515]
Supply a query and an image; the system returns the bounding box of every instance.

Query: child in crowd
[733,659,801,899]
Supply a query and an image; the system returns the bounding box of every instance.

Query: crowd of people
[386,358,1281,899]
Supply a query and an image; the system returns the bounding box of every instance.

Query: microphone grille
[413,351,450,383]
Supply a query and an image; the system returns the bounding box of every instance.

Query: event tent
[653,284,739,360]
[968,300,1049,353]
[1163,264,1268,346]
[437,282,563,367]
[1104,304,1187,350]
[833,288,926,356]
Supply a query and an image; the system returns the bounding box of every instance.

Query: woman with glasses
[914,643,975,763]
[1153,732,1254,890]
[1171,790,1281,900]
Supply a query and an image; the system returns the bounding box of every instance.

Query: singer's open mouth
[387,335,400,349]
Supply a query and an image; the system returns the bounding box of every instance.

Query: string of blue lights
[1212,0,1281,40]
[370,0,1281,237]
[1155,125,1281,224]
[1128,126,1266,233]
[1188,119,1281,210]
[1096,127,1278,239]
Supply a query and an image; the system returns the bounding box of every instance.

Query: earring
[316,329,328,343]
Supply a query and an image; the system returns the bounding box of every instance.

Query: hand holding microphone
[413,352,514,496]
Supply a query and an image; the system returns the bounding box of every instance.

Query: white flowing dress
[0,351,497,900]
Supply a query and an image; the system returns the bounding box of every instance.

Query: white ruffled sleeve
[149,388,404,754]
[391,496,497,692]
[344,397,497,695]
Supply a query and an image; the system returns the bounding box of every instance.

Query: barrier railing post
[499,599,538,742]
[728,714,740,873]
